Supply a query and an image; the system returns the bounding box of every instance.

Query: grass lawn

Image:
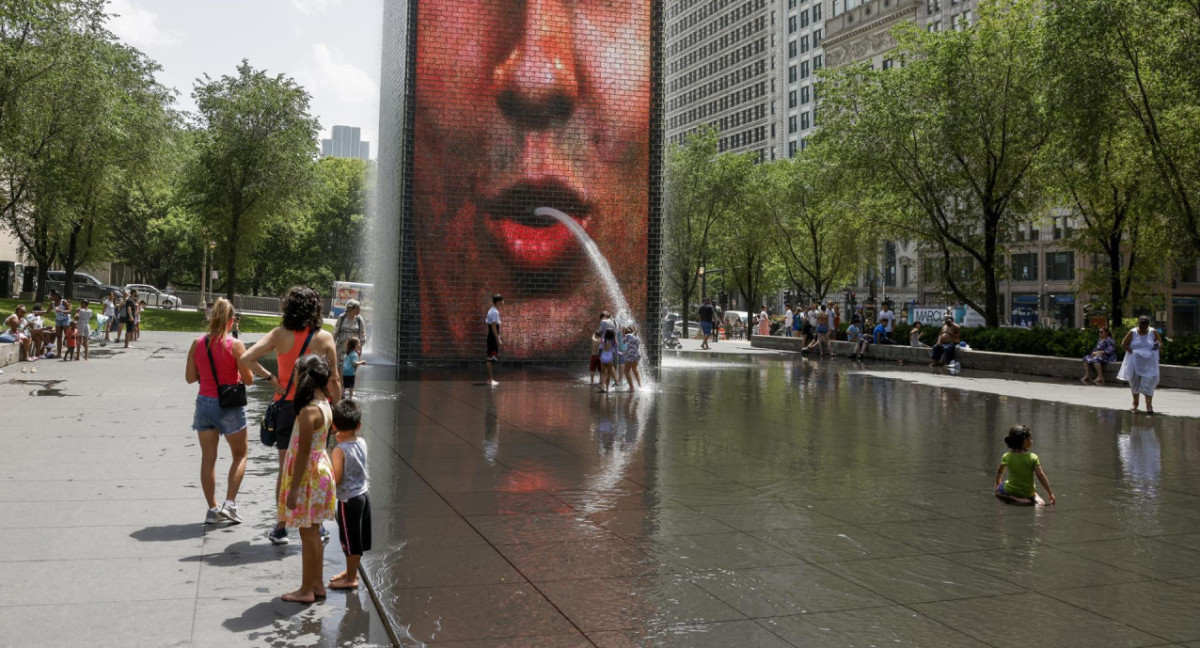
[1,297,329,334]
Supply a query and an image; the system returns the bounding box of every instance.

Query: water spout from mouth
[534,207,633,328]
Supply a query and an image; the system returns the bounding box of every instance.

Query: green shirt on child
[1002,451,1040,498]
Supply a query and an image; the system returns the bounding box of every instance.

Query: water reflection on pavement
[357,353,1200,647]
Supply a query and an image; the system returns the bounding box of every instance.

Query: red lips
[483,179,592,274]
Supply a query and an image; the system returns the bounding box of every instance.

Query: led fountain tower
[373,0,664,370]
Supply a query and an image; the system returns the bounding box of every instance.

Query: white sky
[105,0,384,155]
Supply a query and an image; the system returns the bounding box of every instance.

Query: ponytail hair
[207,298,235,339]
[293,354,331,411]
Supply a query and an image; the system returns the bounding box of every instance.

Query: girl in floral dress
[278,355,337,604]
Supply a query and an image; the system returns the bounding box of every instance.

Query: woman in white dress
[1117,316,1163,415]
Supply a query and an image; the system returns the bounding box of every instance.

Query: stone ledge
[0,341,18,368]
[751,335,1200,391]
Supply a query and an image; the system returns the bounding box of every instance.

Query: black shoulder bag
[260,328,315,446]
[204,337,248,408]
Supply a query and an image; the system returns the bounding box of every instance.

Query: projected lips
[483,180,592,274]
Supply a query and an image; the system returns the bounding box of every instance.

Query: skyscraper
[665,0,827,161]
[321,125,371,160]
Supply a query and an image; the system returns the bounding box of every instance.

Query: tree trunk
[1108,243,1123,330]
[982,216,1000,327]
[225,210,240,300]
[62,221,83,300]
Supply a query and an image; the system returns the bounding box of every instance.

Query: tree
[41,37,172,298]
[1046,0,1200,257]
[108,127,203,289]
[186,60,319,300]
[663,126,753,335]
[1042,10,1166,329]
[712,157,780,339]
[311,156,369,283]
[761,148,870,305]
[0,0,108,300]
[817,0,1052,326]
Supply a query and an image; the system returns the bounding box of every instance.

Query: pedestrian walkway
[0,332,390,648]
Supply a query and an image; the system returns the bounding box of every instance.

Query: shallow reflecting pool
[357,353,1200,647]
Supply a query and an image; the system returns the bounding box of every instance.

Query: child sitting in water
[995,424,1056,506]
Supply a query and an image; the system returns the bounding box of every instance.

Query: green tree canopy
[817,0,1052,327]
[185,60,319,300]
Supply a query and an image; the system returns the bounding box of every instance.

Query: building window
[801,35,809,53]
[1053,216,1071,240]
[801,9,809,27]
[813,55,823,71]
[813,29,822,48]
[789,40,797,58]
[800,85,810,104]
[1045,251,1075,281]
[789,115,798,133]
[1011,253,1038,281]
[800,112,810,130]
[800,61,810,79]
[789,65,797,82]
[813,2,822,21]
[789,90,797,108]
[882,58,894,70]
[788,140,797,157]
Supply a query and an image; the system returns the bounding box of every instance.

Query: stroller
[91,313,109,342]
[663,329,682,349]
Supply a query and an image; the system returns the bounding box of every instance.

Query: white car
[125,284,182,309]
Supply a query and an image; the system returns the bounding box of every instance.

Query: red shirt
[195,335,240,398]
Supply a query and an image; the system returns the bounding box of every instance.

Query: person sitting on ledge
[1,307,33,361]
[872,317,894,345]
[929,316,961,367]
[1081,326,1117,385]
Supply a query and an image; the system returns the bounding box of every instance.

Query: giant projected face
[413,0,651,360]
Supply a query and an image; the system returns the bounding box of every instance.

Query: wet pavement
[357,349,1200,647]
[5,331,1200,647]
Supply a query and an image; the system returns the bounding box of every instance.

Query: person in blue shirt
[872,318,894,345]
[847,315,868,360]
[342,338,366,399]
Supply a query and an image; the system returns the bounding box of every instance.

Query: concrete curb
[751,335,1200,391]
[0,341,18,368]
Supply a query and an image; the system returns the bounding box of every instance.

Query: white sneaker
[218,500,241,524]
[205,507,221,524]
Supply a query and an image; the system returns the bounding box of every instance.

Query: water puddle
[10,379,73,397]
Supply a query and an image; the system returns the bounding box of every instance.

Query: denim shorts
[192,395,247,436]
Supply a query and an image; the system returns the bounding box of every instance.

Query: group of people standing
[186,286,372,604]
[590,310,643,393]
[2,288,142,362]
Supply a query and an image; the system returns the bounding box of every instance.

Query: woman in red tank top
[240,286,342,545]
[185,298,254,525]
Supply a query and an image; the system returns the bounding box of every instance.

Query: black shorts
[486,331,499,359]
[344,375,357,389]
[126,319,135,333]
[336,493,372,556]
[273,400,298,450]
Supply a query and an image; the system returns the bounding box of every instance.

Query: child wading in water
[622,326,642,391]
[342,338,366,399]
[329,399,371,590]
[995,424,1056,506]
[598,329,618,393]
[279,355,337,603]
